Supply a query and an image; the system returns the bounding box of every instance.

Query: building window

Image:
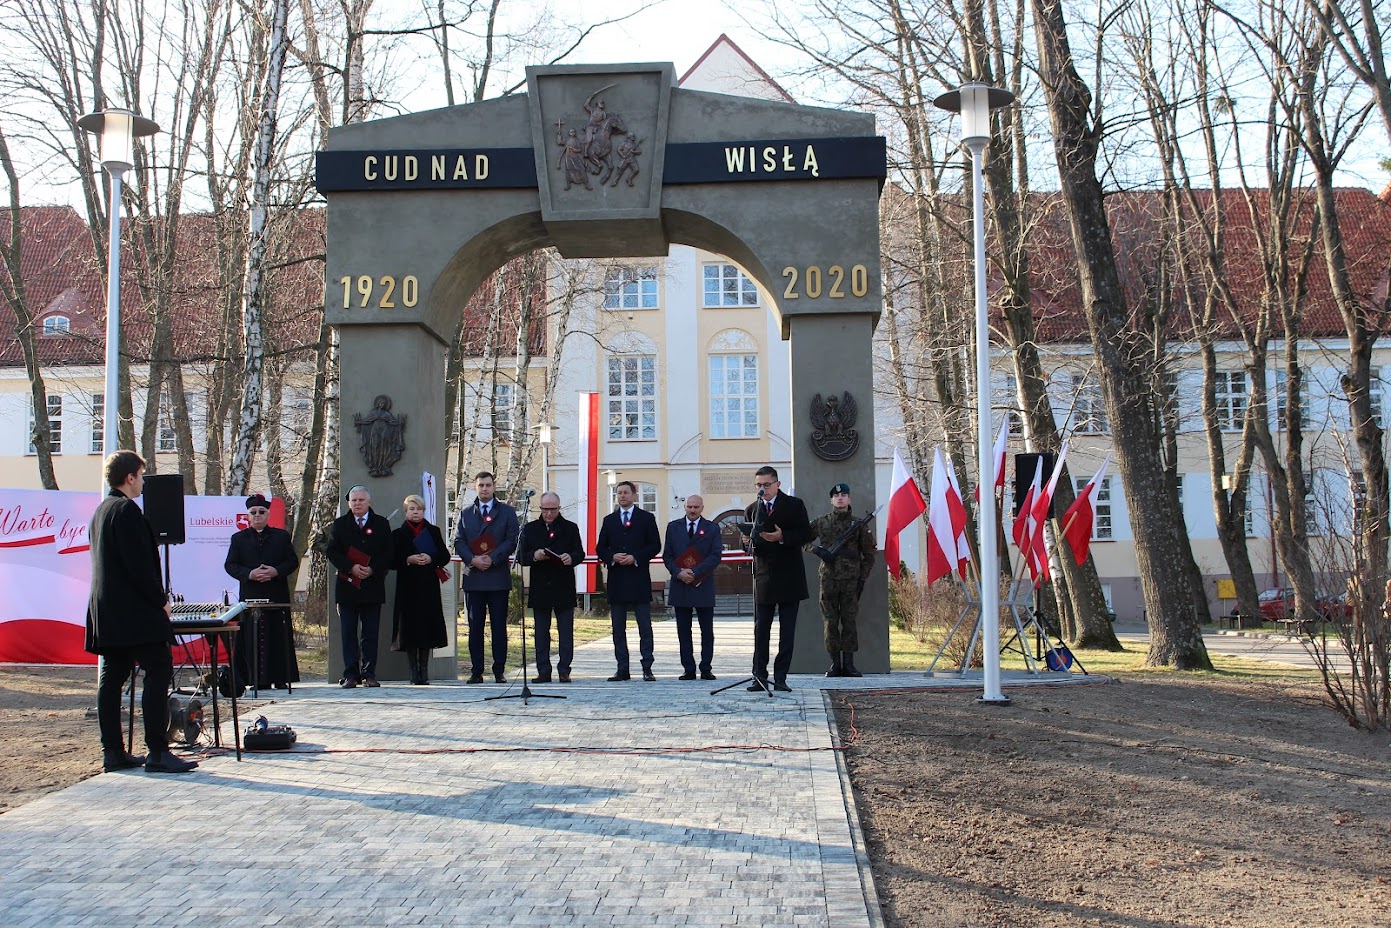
[41,315,70,335]
[702,263,758,308]
[1303,473,1321,536]
[1077,475,1112,539]
[491,382,515,438]
[603,266,659,310]
[1003,375,1024,435]
[607,355,657,440]
[709,354,759,438]
[1275,371,1310,431]
[635,482,658,513]
[90,393,104,454]
[1371,379,1385,429]
[158,410,176,453]
[1214,371,1248,432]
[28,394,62,454]
[1070,374,1108,434]
[1161,371,1180,432]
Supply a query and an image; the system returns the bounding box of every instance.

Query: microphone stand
[489,491,565,705]
[712,487,774,697]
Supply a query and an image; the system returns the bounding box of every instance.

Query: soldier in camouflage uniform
[808,483,876,677]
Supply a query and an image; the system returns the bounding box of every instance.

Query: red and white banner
[1062,454,1110,566]
[885,448,927,580]
[575,392,600,593]
[0,488,251,664]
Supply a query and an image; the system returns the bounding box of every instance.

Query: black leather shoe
[340,676,359,689]
[533,675,552,683]
[494,673,507,684]
[103,750,145,772]
[466,673,484,684]
[362,677,380,687]
[607,672,630,682]
[642,670,657,681]
[145,751,198,773]
[700,670,716,681]
[558,673,571,683]
[772,680,793,692]
[746,679,769,692]
[678,671,697,680]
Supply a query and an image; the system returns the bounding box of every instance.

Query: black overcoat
[224,526,299,603]
[744,490,812,604]
[325,509,394,604]
[518,515,586,611]
[596,507,661,605]
[389,520,451,650]
[85,490,170,654]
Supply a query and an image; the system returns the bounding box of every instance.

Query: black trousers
[674,606,715,674]
[466,589,510,675]
[610,600,653,673]
[97,642,173,756]
[534,606,574,677]
[753,600,800,683]
[338,602,382,679]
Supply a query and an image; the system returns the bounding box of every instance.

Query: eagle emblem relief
[809,391,859,461]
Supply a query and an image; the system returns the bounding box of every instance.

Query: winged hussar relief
[556,84,639,190]
[810,391,860,461]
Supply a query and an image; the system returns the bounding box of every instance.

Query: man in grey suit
[662,495,723,680]
[453,471,519,684]
[596,480,662,681]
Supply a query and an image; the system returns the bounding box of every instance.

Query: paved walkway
[0,614,1091,927]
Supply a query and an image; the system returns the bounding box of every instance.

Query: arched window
[708,329,759,439]
[42,315,71,335]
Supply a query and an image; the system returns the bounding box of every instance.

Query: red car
[1257,588,1294,620]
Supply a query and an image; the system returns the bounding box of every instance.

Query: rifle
[811,505,882,565]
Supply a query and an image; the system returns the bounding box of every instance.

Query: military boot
[841,651,863,677]
[825,652,843,677]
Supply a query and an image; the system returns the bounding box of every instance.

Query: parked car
[1257,587,1294,620]
[1314,591,1352,623]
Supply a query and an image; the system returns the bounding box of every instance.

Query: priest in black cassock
[224,494,301,690]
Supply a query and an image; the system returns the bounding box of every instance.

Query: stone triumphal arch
[316,64,888,680]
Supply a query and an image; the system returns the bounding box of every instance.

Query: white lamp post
[934,82,1015,705]
[78,108,160,462]
[536,422,556,494]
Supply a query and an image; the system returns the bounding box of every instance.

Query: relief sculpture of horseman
[582,85,628,186]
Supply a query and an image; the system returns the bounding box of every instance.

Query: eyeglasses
[754,481,775,489]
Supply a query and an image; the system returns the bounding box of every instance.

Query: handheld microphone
[757,486,766,499]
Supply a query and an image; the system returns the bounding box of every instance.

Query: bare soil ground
[4,666,1389,927]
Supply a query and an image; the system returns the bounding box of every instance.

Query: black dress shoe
[102,750,145,772]
[700,670,717,681]
[558,673,571,683]
[533,674,552,683]
[607,672,631,682]
[772,680,792,692]
[362,677,380,688]
[494,673,507,684]
[340,676,359,689]
[466,673,484,684]
[746,680,769,692]
[642,670,657,681]
[678,671,697,680]
[145,751,199,773]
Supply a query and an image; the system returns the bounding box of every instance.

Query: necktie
[357,518,365,530]
[482,504,489,518]
[623,510,631,527]
[688,521,695,539]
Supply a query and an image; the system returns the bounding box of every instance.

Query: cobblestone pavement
[0,615,1086,927]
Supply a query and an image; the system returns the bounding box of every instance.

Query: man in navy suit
[453,471,520,684]
[662,494,723,680]
[596,480,662,681]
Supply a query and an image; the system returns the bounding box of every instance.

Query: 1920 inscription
[340,275,419,309]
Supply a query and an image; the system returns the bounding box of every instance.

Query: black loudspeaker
[142,473,186,544]
[1014,453,1056,518]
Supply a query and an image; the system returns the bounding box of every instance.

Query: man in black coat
[85,450,198,773]
[325,485,393,687]
[596,480,662,681]
[518,491,587,683]
[224,494,301,690]
[742,465,812,692]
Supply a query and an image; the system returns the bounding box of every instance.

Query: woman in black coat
[390,494,452,684]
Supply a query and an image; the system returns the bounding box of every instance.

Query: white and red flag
[1025,442,1068,585]
[885,447,927,580]
[941,449,973,577]
[1061,453,1111,566]
[1011,456,1044,552]
[925,446,961,585]
[974,421,1009,502]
